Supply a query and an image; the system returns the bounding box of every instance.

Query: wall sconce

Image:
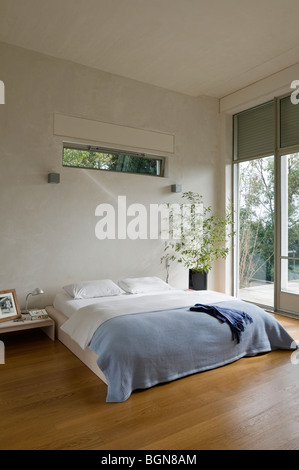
[48,173,60,184]
[171,184,182,193]
[22,288,44,313]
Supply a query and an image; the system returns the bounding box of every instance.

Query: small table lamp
[22,288,44,314]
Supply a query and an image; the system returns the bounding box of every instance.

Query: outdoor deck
[239,280,299,309]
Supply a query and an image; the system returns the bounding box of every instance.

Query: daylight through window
[63,143,164,177]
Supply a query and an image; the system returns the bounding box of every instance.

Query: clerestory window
[63,143,165,177]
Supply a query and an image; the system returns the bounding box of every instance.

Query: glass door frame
[233,154,275,310]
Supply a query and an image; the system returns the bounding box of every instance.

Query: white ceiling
[1,0,299,98]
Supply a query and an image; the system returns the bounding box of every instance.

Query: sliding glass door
[236,156,275,307]
[233,100,275,309]
[234,96,299,316]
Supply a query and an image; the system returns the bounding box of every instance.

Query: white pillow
[118,276,174,294]
[63,279,125,299]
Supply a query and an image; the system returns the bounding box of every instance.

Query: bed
[46,277,297,403]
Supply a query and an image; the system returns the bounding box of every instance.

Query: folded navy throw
[190,304,253,343]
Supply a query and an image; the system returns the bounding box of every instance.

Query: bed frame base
[46,306,107,385]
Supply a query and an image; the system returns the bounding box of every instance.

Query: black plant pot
[189,270,207,290]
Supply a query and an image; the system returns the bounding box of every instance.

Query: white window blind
[280,96,299,149]
[234,101,275,160]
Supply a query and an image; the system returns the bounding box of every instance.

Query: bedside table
[0,315,55,340]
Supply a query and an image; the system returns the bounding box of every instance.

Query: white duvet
[60,289,235,350]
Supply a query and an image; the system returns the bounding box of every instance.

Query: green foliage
[238,157,275,286]
[63,147,160,175]
[161,192,235,274]
[238,154,299,288]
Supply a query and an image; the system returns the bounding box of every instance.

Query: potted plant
[161,191,235,289]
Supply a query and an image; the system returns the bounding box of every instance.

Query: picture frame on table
[0,289,21,322]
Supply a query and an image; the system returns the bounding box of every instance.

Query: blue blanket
[89,300,296,402]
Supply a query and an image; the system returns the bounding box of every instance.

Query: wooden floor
[1,313,299,450]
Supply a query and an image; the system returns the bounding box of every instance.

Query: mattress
[53,289,234,320]
[53,292,107,318]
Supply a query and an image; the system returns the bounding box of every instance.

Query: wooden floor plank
[1,314,299,450]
